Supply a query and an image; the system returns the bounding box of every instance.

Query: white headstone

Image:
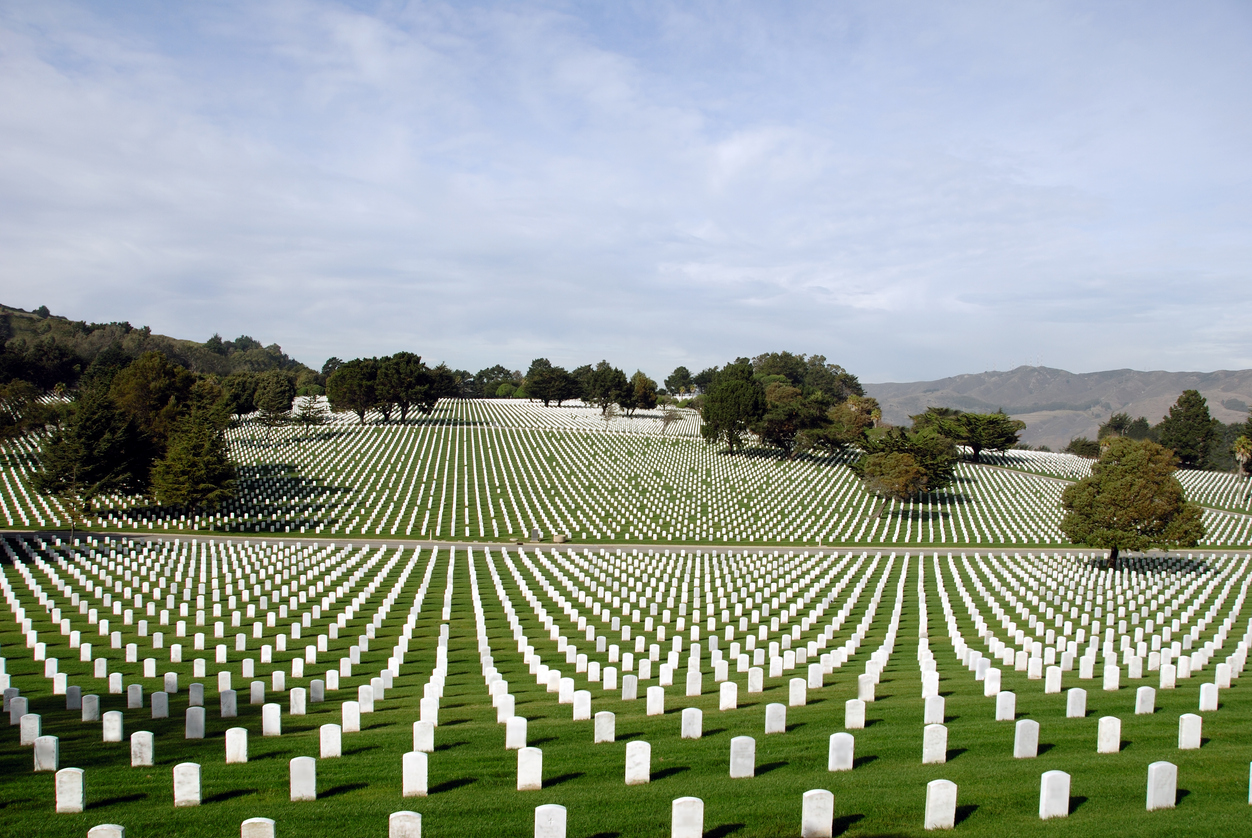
[56,767,85,813]
[320,723,342,758]
[730,735,755,778]
[388,811,422,838]
[924,779,957,830]
[1135,686,1156,715]
[241,817,276,838]
[103,711,124,743]
[828,732,854,772]
[1146,761,1177,810]
[403,751,428,798]
[535,803,567,838]
[262,703,281,737]
[625,740,651,785]
[518,747,543,791]
[1014,719,1039,759]
[681,707,702,740]
[507,716,528,750]
[765,702,787,735]
[995,691,1016,722]
[87,826,125,838]
[151,692,169,720]
[173,762,201,807]
[845,699,866,730]
[1039,770,1070,819]
[801,788,835,838]
[1066,688,1087,719]
[34,734,58,772]
[1178,713,1202,750]
[573,690,592,721]
[226,726,247,766]
[20,713,40,745]
[983,668,1001,697]
[922,724,947,765]
[413,720,435,753]
[343,700,361,733]
[1097,716,1121,754]
[290,755,317,801]
[924,695,945,725]
[719,681,738,711]
[131,731,154,767]
[1199,683,1219,712]
[647,686,665,716]
[789,677,807,707]
[671,796,704,838]
[857,674,875,702]
[186,707,206,740]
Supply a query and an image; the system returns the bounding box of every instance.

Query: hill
[864,365,1252,450]
[0,302,313,388]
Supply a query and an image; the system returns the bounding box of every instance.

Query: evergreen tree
[752,382,829,458]
[585,361,631,415]
[626,370,658,416]
[326,358,379,423]
[1060,437,1205,567]
[665,366,693,396]
[699,361,765,454]
[255,370,295,427]
[852,426,958,511]
[151,415,237,512]
[1156,389,1216,468]
[377,352,432,421]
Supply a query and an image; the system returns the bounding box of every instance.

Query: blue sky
[2,1,1250,382]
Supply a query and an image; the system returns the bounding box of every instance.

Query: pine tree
[151,416,237,512]
[1156,389,1216,468]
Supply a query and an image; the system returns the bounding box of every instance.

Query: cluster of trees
[1065,390,1252,473]
[26,351,239,530]
[324,353,460,423]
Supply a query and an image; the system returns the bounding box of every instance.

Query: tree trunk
[1106,544,1119,570]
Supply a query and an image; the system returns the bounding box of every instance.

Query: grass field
[1,399,1250,549]
[2,534,1251,837]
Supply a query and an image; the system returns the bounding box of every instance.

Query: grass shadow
[785,722,806,732]
[203,788,256,804]
[832,814,865,836]
[954,804,978,826]
[704,728,728,737]
[434,741,468,752]
[587,833,621,838]
[430,777,477,794]
[705,824,746,838]
[321,782,369,798]
[1177,788,1191,804]
[756,761,787,776]
[545,772,584,788]
[1069,796,1089,815]
[530,737,559,746]
[946,748,968,762]
[91,793,147,808]
[343,744,381,756]
[1037,743,1055,756]
[852,755,878,769]
[653,766,690,781]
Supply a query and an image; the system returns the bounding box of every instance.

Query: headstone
[189,683,204,706]
[535,803,567,838]
[66,686,82,710]
[1135,686,1156,715]
[572,690,591,721]
[131,731,154,767]
[103,711,124,742]
[127,684,143,709]
[389,811,422,838]
[1103,664,1121,692]
[672,796,704,838]
[622,674,638,701]
[1199,683,1219,712]
[263,703,281,737]
[241,817,276,838]
[845,699,866,730]
[924,695,945,725]
[765,702,787,735]
[173,762,201,807]
[924,779,958,830]
[801,788,835,838]
[730,735,755,778]
[34,735,58,772]
[1146,761,1177,811]
[164,672,178,694]
[518,747,543,790]
[151,691,169,719]
[83,694,101,722]
[923,724,947,765]
[56,768,85,813]
[857,674,875,701]
[1178,713,1202,750]
[290,756,317,801]
[719,681,738,711]
[226,727,248,764]
[748,667,764,693]
[403,751,428,797]
[983,668,1001,697]
[250,681,265,705]
[419,696,438,725]
[311,679,325,703]
[179,706,204,740]
[359,685,375,714]
[87,826,125,838]
[506,716,528,750]
[995,691,1016,721]
[586,711,613,745]
[681,707,702,740]
[1045,666,1062,694]
[20,713,40,745]
[647,686,665,716]
[828,732,854,772]
[413,720,435,753]
[625,740,651,785]
[290,688,307,716]
[1097,716,1121,754]
[789,677,807,707]
[343,700,361,733]
[320,723,342,758]
[1014,719,1039,759]
[1066,688,1087,719]
[1039,770,1070,819]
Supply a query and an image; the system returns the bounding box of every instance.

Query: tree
[255,370,295,427]
[294,394,329,439]
[853,451,928,518]
[699,361,766,454]
[1233,435,1252,479]
[944,412,1025,463]
[474,365,515,398]
[326,358,379,423]
[665,366,693,396]
[691,366,718,394]
[1064,437,1100,458]
[108,351,194,455]
[554,369,583,406]
[660,405,683,435]
[222,371,260,418]
[524,359,569,407]
[810,395,880,454]
[151,414,237,512]
[1098,412,1150,441]
[0,380,48,444]
[626,370,658,416]
[1157,389,1216,469]
[585,361,630,415]
[32,388,149,536]
[377,352,431,421]
[852,426,958,508]
[753,383,829,459]
[1060,437,1205,567]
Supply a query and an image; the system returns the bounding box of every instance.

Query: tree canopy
[585,361,630,415]
[326,358,378,423]
[699,361,766,454]
[851,427,958,518]
[1060,436,1205,566]
[1157,389,1217,469]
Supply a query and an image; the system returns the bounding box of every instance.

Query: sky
[2,1,1250,383]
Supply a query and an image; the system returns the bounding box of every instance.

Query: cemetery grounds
[2,399,1252,836]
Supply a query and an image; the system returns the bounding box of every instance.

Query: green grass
[2,541,1251,836]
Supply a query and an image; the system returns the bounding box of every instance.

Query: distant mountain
[864,366,1252,451]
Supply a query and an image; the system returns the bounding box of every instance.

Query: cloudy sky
[2,1,1249,383]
